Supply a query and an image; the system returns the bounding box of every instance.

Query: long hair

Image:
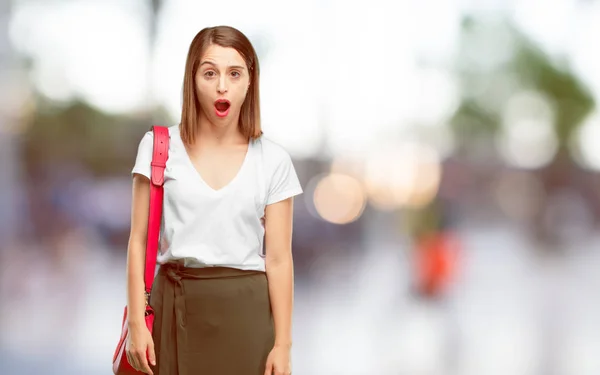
[180,25,262,145]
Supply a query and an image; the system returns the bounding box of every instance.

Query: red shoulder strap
[144,125,169,296]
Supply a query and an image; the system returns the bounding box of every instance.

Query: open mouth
[214,99,231,117]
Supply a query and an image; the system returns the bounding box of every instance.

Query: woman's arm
[126,174,151,328]
[264,197,295,349]
[125,173,157,374]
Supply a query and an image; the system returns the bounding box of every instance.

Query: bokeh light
[496,91,558,169]
[571,112,600,171]
[364,141,442,210]
[312,173,366,225]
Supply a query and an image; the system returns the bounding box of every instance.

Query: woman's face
[195,44,250,126]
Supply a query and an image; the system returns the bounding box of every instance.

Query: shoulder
[137,124,179,145]
[255,135,292,165]
[145,124,180,137]
[167,124,180,136]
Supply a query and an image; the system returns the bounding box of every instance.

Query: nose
[217,76,228,94]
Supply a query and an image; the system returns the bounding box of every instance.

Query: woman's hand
[264,344,291,375]
[125,323,156,375]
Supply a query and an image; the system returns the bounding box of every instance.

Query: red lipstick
[214,99,231,118]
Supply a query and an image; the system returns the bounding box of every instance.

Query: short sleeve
[131,131,153,179]
[266,152,303,205]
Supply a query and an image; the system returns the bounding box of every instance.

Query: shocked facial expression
[195,44,251,126]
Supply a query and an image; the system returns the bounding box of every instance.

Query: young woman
[124,25,302,375]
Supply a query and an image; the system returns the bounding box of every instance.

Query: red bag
[112,126,170,374]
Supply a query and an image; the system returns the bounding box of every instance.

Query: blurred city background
[1,0,600,374]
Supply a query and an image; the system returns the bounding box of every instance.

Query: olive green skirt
[148,262,274,375]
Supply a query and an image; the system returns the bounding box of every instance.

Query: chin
[212,114,236,125]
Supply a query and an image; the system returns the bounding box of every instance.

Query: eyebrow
[200,61,246,70]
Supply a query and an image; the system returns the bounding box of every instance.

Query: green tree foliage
[22,96,173,176]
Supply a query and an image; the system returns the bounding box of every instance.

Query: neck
[196,111,244,146]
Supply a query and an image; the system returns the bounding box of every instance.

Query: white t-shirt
[131,124,303,272]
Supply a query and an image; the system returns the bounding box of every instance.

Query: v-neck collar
[180,135,253,196]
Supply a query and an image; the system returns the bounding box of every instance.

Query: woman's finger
[126,350,138,371]
[263,360,273,375]
[137,351,153,375]
[126,350,132,368]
